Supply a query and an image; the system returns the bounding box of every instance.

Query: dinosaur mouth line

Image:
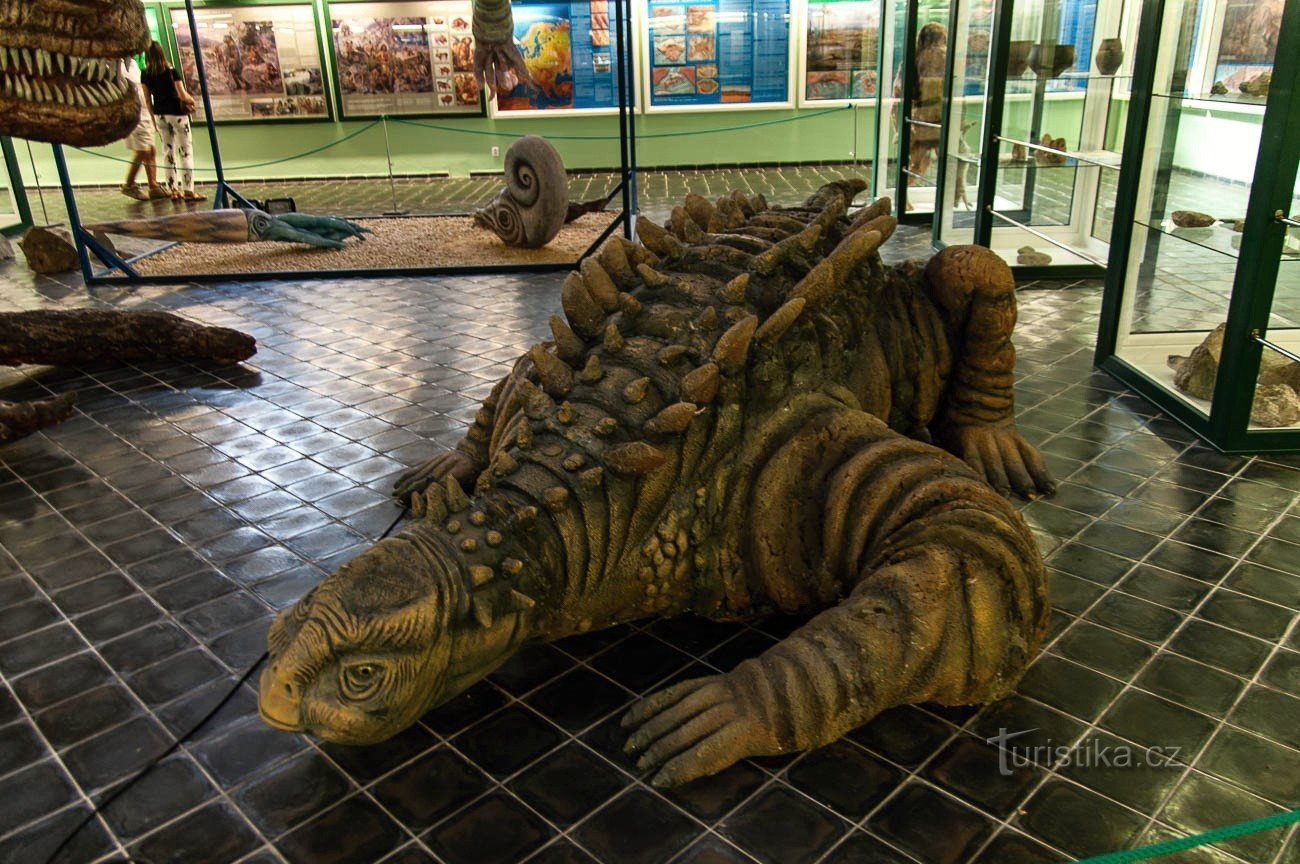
[0,44,132,107]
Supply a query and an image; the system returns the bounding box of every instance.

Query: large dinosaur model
[259,180,1054,788]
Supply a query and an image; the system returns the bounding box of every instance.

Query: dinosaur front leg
[393,358,527,500]
[924,246,1055,497]
[625,432,1047,787]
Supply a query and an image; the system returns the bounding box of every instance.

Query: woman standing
[141,42,204,202]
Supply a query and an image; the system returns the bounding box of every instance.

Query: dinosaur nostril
[283,682,294,697]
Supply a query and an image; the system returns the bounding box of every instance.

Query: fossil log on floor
[0,393,78,445]
[0,310,256,368]
[260,180,1054,789]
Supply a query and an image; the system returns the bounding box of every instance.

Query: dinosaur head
[0,0,151,146]
[260,530,534,744]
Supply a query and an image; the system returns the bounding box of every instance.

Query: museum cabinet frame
[932,0,1141,277]
[873,0,952,223]
[1095,0,1300,454]
[0,139,33,238]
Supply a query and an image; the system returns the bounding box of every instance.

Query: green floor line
[1072,809,1300,864]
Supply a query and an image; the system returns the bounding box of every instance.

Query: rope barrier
[68,119,382,172]
[1072,809,1300,864]
[388,103,855,140]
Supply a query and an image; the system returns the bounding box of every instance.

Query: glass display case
[0,138,32,237]
[169,2,333,121]
[873,0,951,220]
[1096,0,1300,452]
[936,0,1139,273]
[933,0,994,247]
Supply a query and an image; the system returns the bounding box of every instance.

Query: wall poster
[494,0,621,113]
[646,0,791,108]
[803,0,880,101]
[329,1,480,116]
[1211,0,1281,96]
[171,4,330,121]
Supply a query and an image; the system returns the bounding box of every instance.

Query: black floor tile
[0,760,79,836]
[1198,727,1299,808]
[849,704,955,769]
[573,787,702,864]
[1017,779,1146,859]
[192,717,308,788]
[276,794,406,864]
[101,753,217,841]
[424,790,555,864]
[1160,773,1288,863]
[786,741,902,820]
[372,746,491,832]
[507,743,625,828]
[1018,653,1123,721]
[120,800,258,864]
[525,667,634,732]
[0,802,117,864]
[869,782,994,864]
[1101,690,1218,755]
[1135,654,1245,716]
[234,748,356,838]
[821,831,918,864]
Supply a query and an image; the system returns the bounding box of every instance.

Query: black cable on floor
[43,506,411,864]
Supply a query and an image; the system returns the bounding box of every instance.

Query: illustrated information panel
[172,4,329,120]
[647,0,790,107]
[496,0,620,112]
[329,1,479,116]
[804,0,879,101]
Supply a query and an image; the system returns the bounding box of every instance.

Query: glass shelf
[1133,219,1300,261]
[1150,91,1269,108]
[995,136,1122,169]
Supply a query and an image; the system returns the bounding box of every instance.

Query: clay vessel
[1094,38,1123,75]
[1006,40,1032,76]
[1027,43,1076,78]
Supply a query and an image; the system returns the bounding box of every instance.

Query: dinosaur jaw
[0,0,150,146]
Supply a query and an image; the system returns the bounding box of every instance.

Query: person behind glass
[141,42,204,202]
[119,56,168,201]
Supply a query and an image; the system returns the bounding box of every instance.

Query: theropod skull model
[261,180,1054,787]
[0,0,151,146]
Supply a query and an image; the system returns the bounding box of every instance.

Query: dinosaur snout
[258,664,304,731]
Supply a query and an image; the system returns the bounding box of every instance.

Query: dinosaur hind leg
[623,428,1047,787]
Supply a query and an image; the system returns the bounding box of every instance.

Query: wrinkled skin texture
[471,0,531,98]
[0,0,151,146]
[263,181,1053,788]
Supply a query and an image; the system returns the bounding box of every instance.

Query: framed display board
[326,0,482,117]
[1205,0,1282,98]
[170,3,332,121]
[799,0,881,103]
[491,0,625,115]
[641,0,795,111]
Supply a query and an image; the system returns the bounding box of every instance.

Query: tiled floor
[0,211,1297,864]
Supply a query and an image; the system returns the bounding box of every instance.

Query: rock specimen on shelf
[1167,323,1300,427]
[260,181,1055,789]
[1211,81,1229,95]
[1034,135,1068,166]
[18,226,79,275]
[1171,211,1215,228]
[473,136,571,249]
[1239,72,1272,97]
[1017,246,1052,266]
[1094,38,1124,75]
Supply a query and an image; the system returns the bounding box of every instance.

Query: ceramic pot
[1027,43,1076,78]
[1095,38,1124,75]
[1006,40,1032,76]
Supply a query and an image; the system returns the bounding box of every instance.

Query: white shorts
[124,87,153,151]
[126,113,154,152]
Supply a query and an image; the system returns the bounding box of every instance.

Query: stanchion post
[183,0,232,208]
[50,145,139,280]
[381,116,407,216]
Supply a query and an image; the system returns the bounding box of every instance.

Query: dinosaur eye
[340,662,385,701]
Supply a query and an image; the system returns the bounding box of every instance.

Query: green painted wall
[18,106,878,188]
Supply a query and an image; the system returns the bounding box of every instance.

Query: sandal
[147,185,170,200]
[120,184,148,201]
[182,191,206,202]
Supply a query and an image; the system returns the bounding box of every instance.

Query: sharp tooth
[73,86,85,106]
[56,52,65,74]
[3,77,12,97]
[37,49,46,75]
[20,76,31,101]
[21,47,31,73]
[63,82,74,103]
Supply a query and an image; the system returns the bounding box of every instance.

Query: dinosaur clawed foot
[393,450,478,502]
[945,424,1056,499]
[621,672,777,788]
